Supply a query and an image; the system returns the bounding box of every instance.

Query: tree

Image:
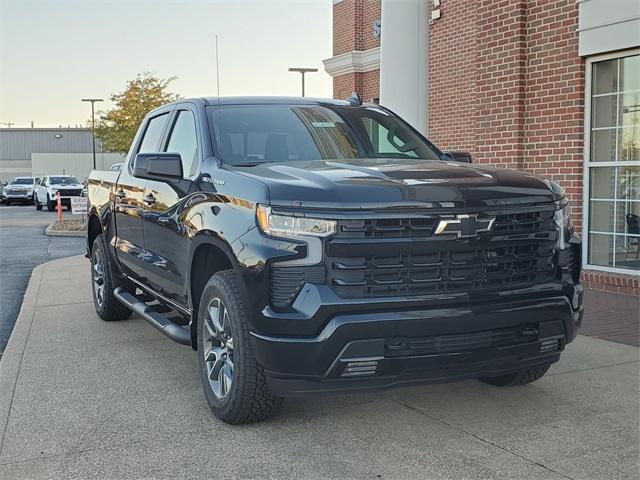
[94,73,181,153]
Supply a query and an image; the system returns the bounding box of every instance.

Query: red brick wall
[427,0,477,153]
[334,70,380,103]
[332,0,380,101]
[523,0,585,232]
[427,0,584,231]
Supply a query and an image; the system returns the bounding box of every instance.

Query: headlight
[256,205,336,238]
[554,200,572,249]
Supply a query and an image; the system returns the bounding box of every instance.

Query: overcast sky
[0,0,333,127]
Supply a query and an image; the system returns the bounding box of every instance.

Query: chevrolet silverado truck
[87,96,583,424]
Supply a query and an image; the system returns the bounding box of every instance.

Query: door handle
[143,193,156,205]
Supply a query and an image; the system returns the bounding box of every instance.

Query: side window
[165,110,198,177]
[42,177,47,187]
[138,113,169,154]
[362,117,419,158]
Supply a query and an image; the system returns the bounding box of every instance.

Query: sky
[0,0,333,127]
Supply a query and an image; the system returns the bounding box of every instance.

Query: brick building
[324,0,640,292]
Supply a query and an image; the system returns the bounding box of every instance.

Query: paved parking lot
[0,205,84,352]
[0,255,638,480]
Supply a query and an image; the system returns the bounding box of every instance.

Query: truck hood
[231,159,559,209]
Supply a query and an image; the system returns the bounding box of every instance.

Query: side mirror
[442,151,473,163]
[133,153,183,183]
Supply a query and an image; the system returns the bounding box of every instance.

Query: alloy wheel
[92,247,105,308]
[203,297,234,399]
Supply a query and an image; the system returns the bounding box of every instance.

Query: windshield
[50,176,80,185]
[206,104,441,165]
[10,178,34,185]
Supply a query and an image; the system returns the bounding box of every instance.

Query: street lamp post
[288,67,318,97]
[81,98,103,170]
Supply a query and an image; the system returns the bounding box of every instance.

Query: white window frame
[582,48,640,276]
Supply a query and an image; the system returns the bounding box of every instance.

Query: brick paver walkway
[581,289,640,347]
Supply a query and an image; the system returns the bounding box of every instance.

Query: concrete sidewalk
[0,256,638,480]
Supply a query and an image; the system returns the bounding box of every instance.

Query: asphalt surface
[0,204,84,352]
[0,255,638,479]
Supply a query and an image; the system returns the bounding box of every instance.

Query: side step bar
[113,287,191,346]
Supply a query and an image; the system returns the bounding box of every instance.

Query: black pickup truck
[87,96,583,424]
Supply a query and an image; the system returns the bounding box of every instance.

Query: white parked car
[34,175,84,211]
[1,176,36,205]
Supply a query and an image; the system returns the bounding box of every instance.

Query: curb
[44,225,86,237]
[0,260,45,451]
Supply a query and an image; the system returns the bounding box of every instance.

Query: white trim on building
[322,47,380,77]
[578,0,640,57]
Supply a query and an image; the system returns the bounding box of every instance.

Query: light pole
[81,98,103,170]
[288,67,318,97]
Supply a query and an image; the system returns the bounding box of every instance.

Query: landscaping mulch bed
[49,219,87,232]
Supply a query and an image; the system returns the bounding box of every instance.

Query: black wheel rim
[203,297,234,399]
[92,247,105,308]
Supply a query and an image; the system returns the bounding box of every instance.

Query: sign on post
[71,196,88,215]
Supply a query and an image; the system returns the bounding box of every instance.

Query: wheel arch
[188,232,240,349]
[87,212,103,254]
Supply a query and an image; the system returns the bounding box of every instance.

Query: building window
[586,53,640,273]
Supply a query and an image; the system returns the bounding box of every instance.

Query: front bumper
[250,292,583,396]
[4,192,32,201]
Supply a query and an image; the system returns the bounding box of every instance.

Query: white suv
[34,175,84,211]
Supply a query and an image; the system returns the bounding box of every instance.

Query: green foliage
[94,73,181,153]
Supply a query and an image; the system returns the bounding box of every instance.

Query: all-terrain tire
[90,233,132,321]
[197,270,283,424]
[480,364,551,387]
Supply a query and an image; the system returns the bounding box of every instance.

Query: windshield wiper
[232,161,268,167]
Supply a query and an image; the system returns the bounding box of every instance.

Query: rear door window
[138,113,169,153]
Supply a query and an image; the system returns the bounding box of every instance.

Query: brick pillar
[331,0,380,101]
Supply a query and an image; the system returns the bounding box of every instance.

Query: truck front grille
[326,243,556,298]
[58,189,82,197]
[269,207,560,306]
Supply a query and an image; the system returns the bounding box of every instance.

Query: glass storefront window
[587,54,640,272]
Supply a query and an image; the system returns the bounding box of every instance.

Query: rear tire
[197,270,282,424]
[90,233,132,321]
[480,364,551,387]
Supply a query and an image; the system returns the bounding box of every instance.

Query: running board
[113,287,191,346]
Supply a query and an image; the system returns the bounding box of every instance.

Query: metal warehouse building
[0,128,123,183]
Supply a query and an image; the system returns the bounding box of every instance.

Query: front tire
[90,233,132,321]
[35,195,42,210]
[480,364,551,387]
[197,270,282,424]
[46,194,54,211]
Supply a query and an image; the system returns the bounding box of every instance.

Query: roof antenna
[215,34,223,165]
[346,91,362,105]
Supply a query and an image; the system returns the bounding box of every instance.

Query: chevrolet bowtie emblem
[435,214,495,238]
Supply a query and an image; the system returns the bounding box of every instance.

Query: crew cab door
[141,107,200,306]
[37,177,47,202]
[114,111,170,280]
